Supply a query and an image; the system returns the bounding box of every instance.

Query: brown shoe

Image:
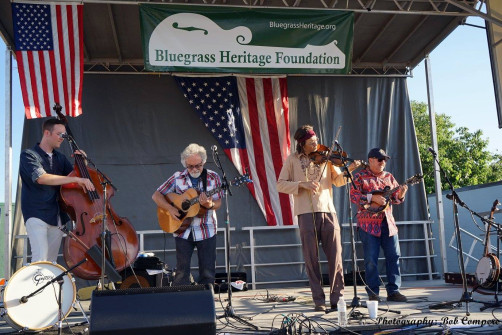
[387,292,407,302]
[314,305,326,312]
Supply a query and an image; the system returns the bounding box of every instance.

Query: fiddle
[309,144,366,167]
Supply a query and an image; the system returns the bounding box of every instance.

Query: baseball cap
[367,148,390,160]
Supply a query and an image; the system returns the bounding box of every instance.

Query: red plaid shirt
[350,168,404,237]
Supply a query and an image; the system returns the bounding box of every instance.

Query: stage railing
[14,220,437,289]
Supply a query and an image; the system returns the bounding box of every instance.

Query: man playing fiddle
[350,148,408,303]
[20,118,95,263]
[277,125,361,312]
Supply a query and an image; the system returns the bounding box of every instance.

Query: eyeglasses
[187,163,203,170]
[378,158,386,162]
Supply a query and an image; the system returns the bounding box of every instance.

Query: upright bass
[55,104,139,280]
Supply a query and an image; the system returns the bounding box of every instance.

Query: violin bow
[316,127,342,183]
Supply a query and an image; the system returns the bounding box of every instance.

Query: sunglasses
[187,163,203,170]
[377,158,387,162]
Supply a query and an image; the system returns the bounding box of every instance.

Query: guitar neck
[188,186,224,207]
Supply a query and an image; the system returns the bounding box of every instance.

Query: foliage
[411,100,502,194]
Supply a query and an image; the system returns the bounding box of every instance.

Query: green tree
[411,100,502,194]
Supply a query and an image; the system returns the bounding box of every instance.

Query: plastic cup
[366,300,378,319]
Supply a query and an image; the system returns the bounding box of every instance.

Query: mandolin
[157,173,252,234]
[365,174,423,213]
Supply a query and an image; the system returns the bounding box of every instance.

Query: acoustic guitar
[475,199,500,288]
[157,174,252,234]
[365,173,423,213]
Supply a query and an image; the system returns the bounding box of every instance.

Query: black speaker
[89,285,216,335]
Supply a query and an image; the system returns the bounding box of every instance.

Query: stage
[1,279,502,334]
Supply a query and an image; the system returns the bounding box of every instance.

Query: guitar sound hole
[181,200,191,211]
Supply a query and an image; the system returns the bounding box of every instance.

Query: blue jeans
[173,233,217,285]
[358,220,401,296]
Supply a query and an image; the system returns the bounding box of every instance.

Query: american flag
[175,76,294,226]
[12,2,83,119]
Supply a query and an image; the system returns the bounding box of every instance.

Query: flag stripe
[263,78,293,226]
[13,2,83,118]
[15,53,32,118]
[244,78,278,226]
[237,79,268,221]
[38,52,50,116]
[255,78,283,224]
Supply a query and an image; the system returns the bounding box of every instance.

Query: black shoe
[330,305,338,311]
[368,294,382,302]
[314,305,326,312]
[387,292,407,302]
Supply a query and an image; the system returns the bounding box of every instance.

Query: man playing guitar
[152,143,222,286]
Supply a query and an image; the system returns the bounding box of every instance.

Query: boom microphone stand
[427,149,484,315]
[212,146,258,330]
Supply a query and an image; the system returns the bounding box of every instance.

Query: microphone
[428,147,437,156]
[19,296,28,304]
[211,145,218,153]
[60,133,69,139]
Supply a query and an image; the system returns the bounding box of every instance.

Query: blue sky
[1,15,501,203]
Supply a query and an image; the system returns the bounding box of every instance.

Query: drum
[0,262,76,331]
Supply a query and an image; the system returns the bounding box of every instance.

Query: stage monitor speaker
[89,285,216,335]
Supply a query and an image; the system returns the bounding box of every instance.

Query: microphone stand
[19,258,87,334]
[427,150,484,315]
[449,200,501,311]
[212,147,258,330]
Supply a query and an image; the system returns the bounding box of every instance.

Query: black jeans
[173,233,217,285]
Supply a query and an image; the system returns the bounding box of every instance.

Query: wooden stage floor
[1,279,502,334]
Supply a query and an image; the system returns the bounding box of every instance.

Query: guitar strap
[201,168,208,192]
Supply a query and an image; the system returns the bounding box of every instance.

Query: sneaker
[368,294,382,302]
[387,292,407,302]
[314,305,326,312]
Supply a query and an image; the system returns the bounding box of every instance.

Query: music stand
[211,148,258,330]
[428,150,484,315]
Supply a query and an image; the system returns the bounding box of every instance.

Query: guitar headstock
[231,173,253,187]
[53,103,67,123]
[406,174,423,186]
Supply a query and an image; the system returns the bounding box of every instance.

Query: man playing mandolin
[350,148,408,303]
[152,143,222,286]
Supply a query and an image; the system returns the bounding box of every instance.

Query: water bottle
[337,297,347,327]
